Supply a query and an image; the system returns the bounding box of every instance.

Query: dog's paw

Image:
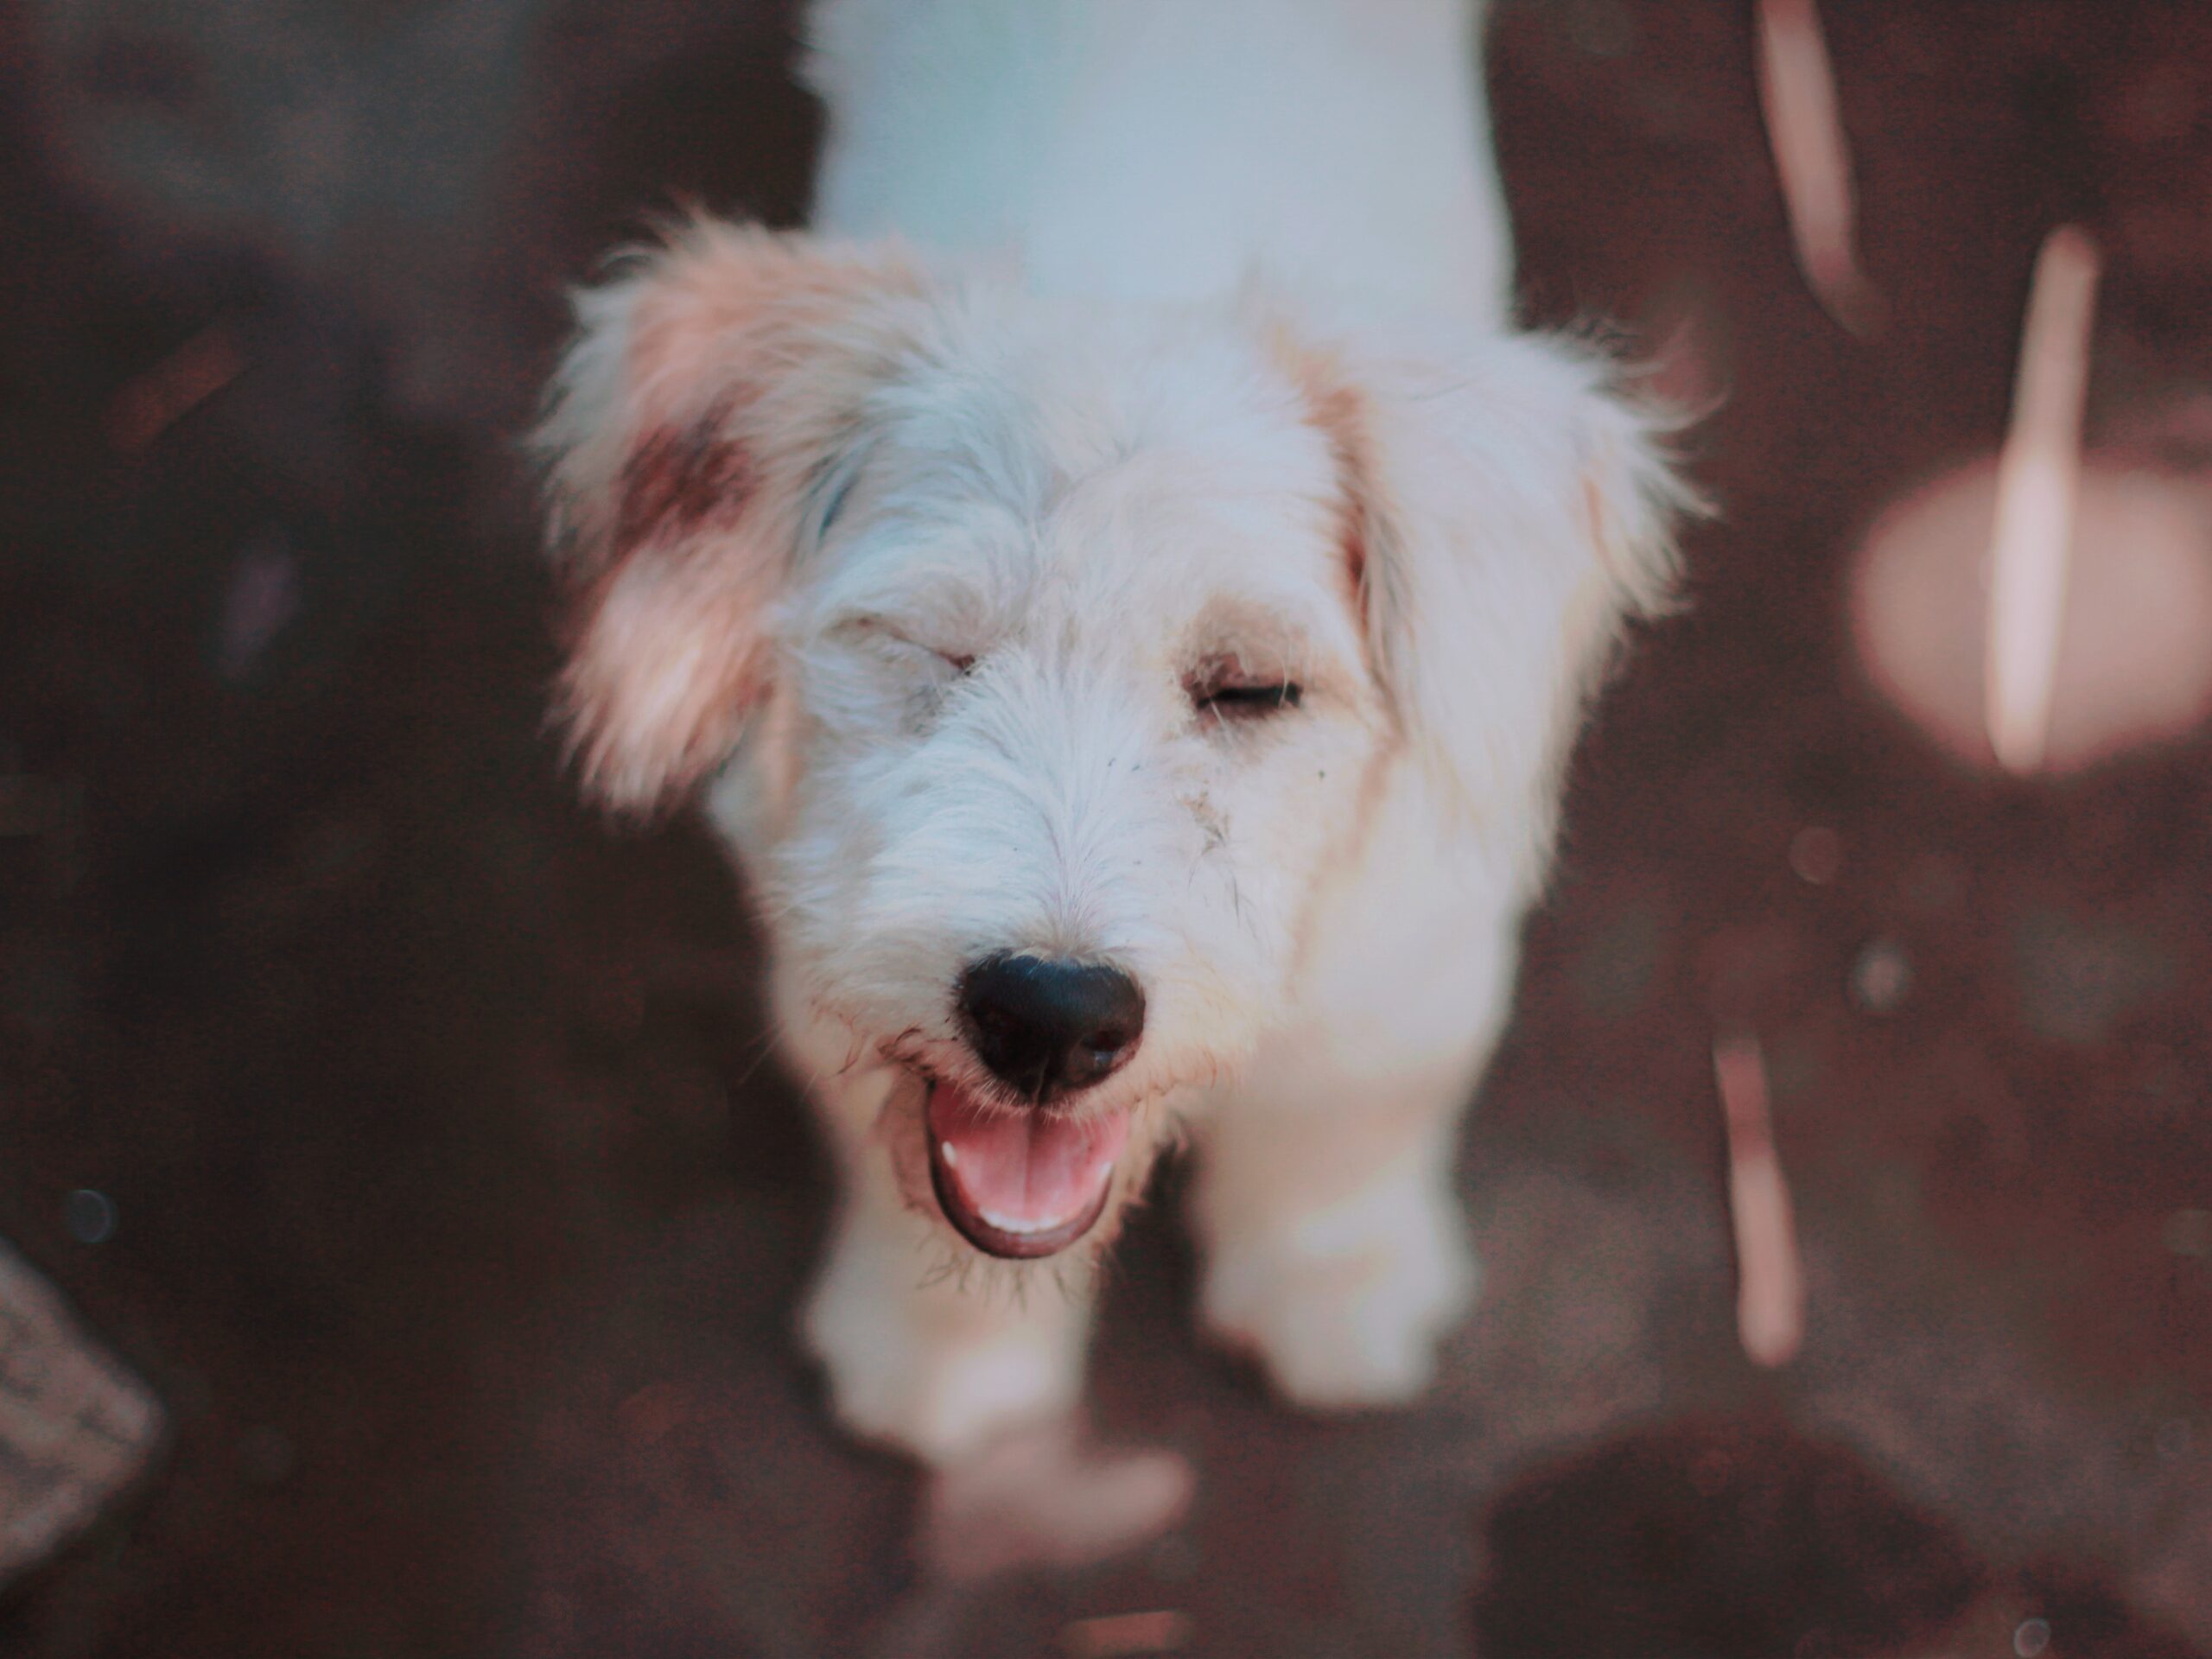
[799,1281,1084,1465]
[1199,1194,1476,1411]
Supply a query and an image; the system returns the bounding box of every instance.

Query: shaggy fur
[535,0,1684,1464]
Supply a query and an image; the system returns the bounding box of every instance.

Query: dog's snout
[957,954,1146,1101]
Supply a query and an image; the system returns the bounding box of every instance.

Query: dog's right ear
[532,220,926,813]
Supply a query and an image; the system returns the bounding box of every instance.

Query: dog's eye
[1189,664,1303,721]
[912,643,975,680]
[837,618,974,677]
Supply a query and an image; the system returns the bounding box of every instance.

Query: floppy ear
[532,219,925,812]
[1292,327,1688,877]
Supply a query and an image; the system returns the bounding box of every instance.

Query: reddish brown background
[1,1,2209,1654]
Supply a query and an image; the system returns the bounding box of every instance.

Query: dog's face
[536,223,1677,1262]
[743,296,1389,1260]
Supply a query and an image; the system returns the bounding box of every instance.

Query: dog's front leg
[798,1096,1096,1465]
[1190,1047,1484,1413]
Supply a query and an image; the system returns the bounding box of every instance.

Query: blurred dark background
[1,1,2209,1654]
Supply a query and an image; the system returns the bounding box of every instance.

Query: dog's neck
[804,0,1511,324]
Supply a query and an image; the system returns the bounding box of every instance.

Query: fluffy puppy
[535,0,1683,1465]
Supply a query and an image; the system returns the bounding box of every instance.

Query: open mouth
[924,1080,1132,1260]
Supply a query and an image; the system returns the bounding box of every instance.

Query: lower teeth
[976,1208,1063,1236]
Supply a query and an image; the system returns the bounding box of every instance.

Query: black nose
[957,954,1146,1101]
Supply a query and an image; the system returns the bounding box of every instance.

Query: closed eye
[1189,660,1304,723]
[832,616,975,675]
[1199,682,1301,715]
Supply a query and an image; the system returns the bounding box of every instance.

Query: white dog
[535,0,1682,1465]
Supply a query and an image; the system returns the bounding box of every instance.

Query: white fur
[535,0,1682,1465]
[805,0,1512,321]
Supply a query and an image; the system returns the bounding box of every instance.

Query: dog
[534,0,1683,1465]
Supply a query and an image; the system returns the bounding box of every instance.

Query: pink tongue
[927,1084,1131,1231]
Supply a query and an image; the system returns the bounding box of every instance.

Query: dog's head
[535,220,1680,1261]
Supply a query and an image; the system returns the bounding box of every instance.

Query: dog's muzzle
[924,955,1146,1259]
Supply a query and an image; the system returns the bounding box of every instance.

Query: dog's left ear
[532,220,929,813]
[1293,326,1688,875]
